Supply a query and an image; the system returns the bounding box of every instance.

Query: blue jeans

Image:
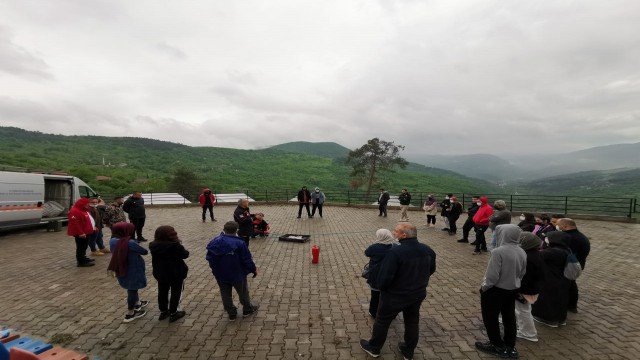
[88,228,105,251]
[127,289,139,310]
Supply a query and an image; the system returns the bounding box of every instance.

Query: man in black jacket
[233,198,253,246]
[296,186,312,219]
[123,191,147,242]
[360,223,437,359]
[459,196,479,243]
[377,188,390,217]
[440,193,453,231]
[557,218,591,313]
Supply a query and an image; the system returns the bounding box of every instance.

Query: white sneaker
[516,331,539,342]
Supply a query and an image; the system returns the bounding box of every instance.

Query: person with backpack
[123,191,147,242]
[556,218,590,313]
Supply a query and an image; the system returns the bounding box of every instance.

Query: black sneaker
[475,341,508,358]
[169,310,186,323]
[398,342,412,359]
[138,237,148,242]
[469,241,478,246]
[229,313,237,321]
[441,228,449,231]
[457,239,469,243]
[568,307,578,314]
[243,305,259,317]
[77,262,95,267]
[359,339,380,358]
[159,311,169,321]
[506,347,519,359]
[134,300,149,311]
[123,310,146,323]
[84,258,95,262]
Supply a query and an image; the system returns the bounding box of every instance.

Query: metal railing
[101,190,639,218]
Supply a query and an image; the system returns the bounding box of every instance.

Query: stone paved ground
[1,204,639,360]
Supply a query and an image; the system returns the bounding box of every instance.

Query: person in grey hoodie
[489,200,511,249]
[475,224,527,359]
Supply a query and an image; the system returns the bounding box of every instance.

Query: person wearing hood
[475,224,526,359]
[310,187,325,218]
[297,186,312,218]
[516,232,545,343]
[206,221,259,321]
[199,188,217,222]
[472,197,493,254]
[531,231,572,327]
[108,222,149,323]
[423,194,438,227]
[364,229,398,318]
[150,226,189,322]
[67,197,96,267]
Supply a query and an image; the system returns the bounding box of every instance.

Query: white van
[0,171,98,230]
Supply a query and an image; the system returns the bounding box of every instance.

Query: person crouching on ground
[475,224,526,359]
[108,222,149,323]
[150,225,189,322]
[251,213,270,238]
[206,221,259,321]
[364,229,398,318]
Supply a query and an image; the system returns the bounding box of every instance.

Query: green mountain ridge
[0,127,500,197]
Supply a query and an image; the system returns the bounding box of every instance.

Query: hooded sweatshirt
[67,198,95,236]
[481,224,527,292]
[472,197,493,226]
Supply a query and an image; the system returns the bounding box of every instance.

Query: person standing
[206,221,259,321]
[108,222,149,322]
[398,189,411,222]
[459,196,479,243]
[67,198,96,267]
[103,196,127,233]
[123,191,147,242]
[557,218,590,313]
[515,232,545,342]
[440,193,453,231]
[447,196,463,236]
[310,187,325,218]
[360,223,437,359]
[489,200,511,249]
[377,188,390,217]
[150,225,189,322]
[199,188,217,222]
[87,197,109,256]
[364,229,397,318]
[423,194,438,228]
[475,224,526,359]
[233,198,253,246]
[296,186,312,219]
[472,197,493,254]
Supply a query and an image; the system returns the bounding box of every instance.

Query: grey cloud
[0,27,52,80]
[155,42,187,60]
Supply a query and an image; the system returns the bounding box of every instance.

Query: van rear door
[0,172,45,228]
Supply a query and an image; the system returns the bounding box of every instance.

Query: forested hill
[0,127,500,196]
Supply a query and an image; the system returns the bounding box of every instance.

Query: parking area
[1,204,639,359]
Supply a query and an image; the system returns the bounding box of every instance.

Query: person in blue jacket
[364,229,398,318]
[108,222,149,323]
[206,221,259,321]
[310,187,326,218]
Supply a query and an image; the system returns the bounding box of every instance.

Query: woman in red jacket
[67,198,96,267]
[472,197,494,254]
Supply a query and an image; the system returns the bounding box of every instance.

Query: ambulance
[0,171,98,230]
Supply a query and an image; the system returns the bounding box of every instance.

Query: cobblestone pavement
[1,205,639,359]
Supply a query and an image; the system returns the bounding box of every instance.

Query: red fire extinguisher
[311,245,320,264]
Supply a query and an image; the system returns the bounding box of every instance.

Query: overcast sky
[1,1,639,158]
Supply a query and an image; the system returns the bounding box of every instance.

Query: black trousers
[481,287,517,348]
[217,278,252,316]
[298,203,311,217]
[202,204,214,220]
[462,218,475,240]
[474,225,489,251]
[448,215,460,233]
[568,280,579,310]
[130,217,145,240]
[368,292,425,357]
[426,215,436,224]
[311,203,323,217]
[369,290,380,318]
[74,235,89,263]
[378,203,387,216]
[158,280,185,313]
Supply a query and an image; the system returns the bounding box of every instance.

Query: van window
[79,186,96,198]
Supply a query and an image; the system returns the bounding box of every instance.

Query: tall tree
[168,167,203,195]
[347,138,408,198]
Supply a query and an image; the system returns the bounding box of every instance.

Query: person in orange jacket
[67,197,96,267]
[199,188,217,222]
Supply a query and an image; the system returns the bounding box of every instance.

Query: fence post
[150,192,153,205]
[265,190,268,203]
[347,191,351,205]
[629,198,634,218]
[509,195,513,211]
[564,196,568,215]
